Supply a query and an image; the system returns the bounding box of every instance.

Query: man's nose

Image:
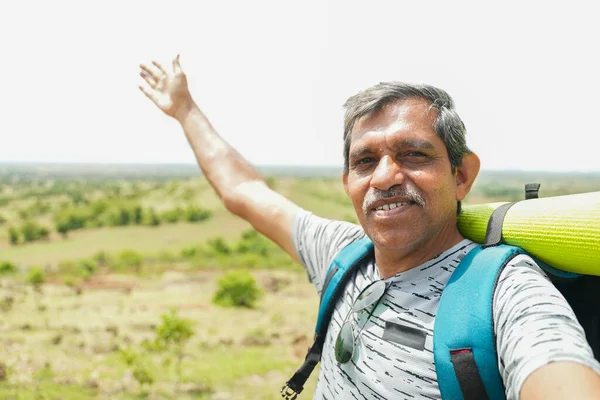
[370,156,404,191]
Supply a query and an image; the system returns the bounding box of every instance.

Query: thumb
[173,54,182,73]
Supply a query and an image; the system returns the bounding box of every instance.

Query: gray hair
[342,82,472,174]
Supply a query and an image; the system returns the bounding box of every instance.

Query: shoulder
[293,209,366,256]
[292,209,366,289]
[492,251,600,398]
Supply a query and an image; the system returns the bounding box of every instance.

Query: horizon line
[1,161,599,174]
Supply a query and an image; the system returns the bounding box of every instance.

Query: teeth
[375,202,406,211]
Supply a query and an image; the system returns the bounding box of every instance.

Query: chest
[315,270,448,399]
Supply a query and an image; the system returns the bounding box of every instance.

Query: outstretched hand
[139,55,194,120]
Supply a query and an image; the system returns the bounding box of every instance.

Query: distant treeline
[0,229,300,285]
[0,163,343,181]
[5,198,211,245]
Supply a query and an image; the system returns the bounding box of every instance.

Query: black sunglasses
[334,279,388,363]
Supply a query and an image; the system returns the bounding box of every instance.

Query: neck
[374,227,465,279]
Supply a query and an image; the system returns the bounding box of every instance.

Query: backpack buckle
[280,384,300,400]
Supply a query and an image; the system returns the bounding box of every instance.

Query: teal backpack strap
[281,237,373,399]
[316,237,374,332]
[434,244,522,400]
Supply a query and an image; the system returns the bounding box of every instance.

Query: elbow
[222,192,243,215]
[221,180,269,218]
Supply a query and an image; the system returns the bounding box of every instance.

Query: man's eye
[355,157,375,165]
[406,151,427,157]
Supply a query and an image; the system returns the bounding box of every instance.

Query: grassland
[0,163,599,399]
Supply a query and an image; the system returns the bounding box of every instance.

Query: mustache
[362,185,425,213]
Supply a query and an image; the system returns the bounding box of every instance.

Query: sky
[1,0,599,172]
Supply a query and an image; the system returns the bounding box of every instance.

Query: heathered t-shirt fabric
[292,209,600,400]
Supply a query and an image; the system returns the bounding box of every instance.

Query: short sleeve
[291,209,365,294]
[493,254,600,399]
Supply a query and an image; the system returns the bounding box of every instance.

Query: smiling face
[343,98,472,262]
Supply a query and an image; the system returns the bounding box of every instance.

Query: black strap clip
[483,183,541,248]
[525,183,541,199]
[280,384,300,400]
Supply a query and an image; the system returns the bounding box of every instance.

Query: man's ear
[342,173,349,197]
[455,152,480,201]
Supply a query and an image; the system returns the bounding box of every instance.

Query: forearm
[177,103,265,207]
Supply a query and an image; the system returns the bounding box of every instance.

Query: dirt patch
[81,276,136,292]
[291,333,310,359]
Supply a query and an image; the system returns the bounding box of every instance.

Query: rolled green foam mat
[458,191,600,275]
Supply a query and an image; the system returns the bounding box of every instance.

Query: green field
[0,163,599,399]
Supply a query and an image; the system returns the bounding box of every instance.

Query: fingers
[172,54,182,74]
[139,63,162,82]
[138,84,155,101]
[139,70,156,87]
[152,60,167,75]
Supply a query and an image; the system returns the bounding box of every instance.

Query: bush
[160,207,184,223]
[0,261,16,275]
[213,270,262,308]
[92,250,109,266]
[154,310,195,389]
[208,237,231,256]
[142,208,161,227]
[55,208,89,236]
[236,229,269,256]
[7,227,19,245]
[184,206,211,222]
[20,220,50,242]
[77,259,97,280]
[28,267,45,288]
[117,250,144,273]
[180,246,198,259]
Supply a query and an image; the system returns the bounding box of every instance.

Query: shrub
[212,270,262,308]
[142,208,161,227]
[207,237,231,256]
[20,220,50,243]
[77,259,97,280]
[7,227,19,245]
[92,250,108,266]
[118,250,144,273]
[236,229,269,256]
[180,246,198,259]
[54,208,89,235]
[184,206,211,222]
[154,310,195,390]
[28,267,45,288]
[132,205,143,225]
[160,207,184,224]
[0,261,16,275]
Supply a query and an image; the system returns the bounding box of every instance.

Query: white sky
[1,0,599,172]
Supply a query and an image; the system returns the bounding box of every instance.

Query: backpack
[281,184,600,400]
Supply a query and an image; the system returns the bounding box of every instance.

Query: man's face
[343,99,461,253]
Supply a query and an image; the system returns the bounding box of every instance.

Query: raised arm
[138,55,301,262]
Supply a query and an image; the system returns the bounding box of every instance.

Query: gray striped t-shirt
[292,210,600,400]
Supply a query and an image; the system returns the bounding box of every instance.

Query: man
[139,55,600,399]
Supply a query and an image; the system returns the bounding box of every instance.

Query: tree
[133,205,143,225]
[154,310,195,392]
[8,226,19,245]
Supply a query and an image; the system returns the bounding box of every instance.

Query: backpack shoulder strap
[433,244,522,400]
[281,236,373,399]
[316,236,374,332]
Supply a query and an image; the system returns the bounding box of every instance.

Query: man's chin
[366,226,416,249]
